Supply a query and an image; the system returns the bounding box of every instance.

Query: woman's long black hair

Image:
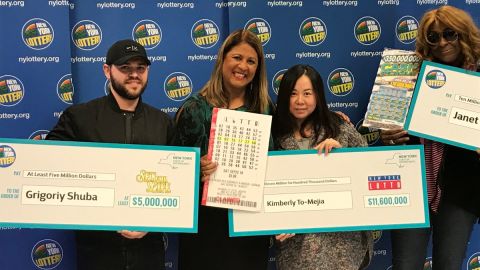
[272,64,342,149]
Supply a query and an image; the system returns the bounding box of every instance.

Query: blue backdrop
[1,1,479,269]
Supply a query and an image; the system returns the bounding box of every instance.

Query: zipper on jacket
[123,112,134,144]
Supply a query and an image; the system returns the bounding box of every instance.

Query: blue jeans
[391,201,477,270]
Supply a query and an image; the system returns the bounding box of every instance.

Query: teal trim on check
[229,222,429,237]
[0,222,197,233]
[230,145,429,237]
[0,137,198,153]
[407,130,477,151]
[268,144,423,156]
[404,60,479,150]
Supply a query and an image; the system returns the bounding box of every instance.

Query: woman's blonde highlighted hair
[199,29,270,113]
[416,5,480,68]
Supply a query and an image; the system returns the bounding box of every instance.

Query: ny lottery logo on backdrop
[164,72,193,101]
[29,130,49,140]
[22,18,54,50]
[299,17,327,46]
[354,16,381,45]
[396,16,418,44]
[191,19,219,49]
[71,20,102,50]
[244,18,271,46]
[327,68,354,96]
[31,239,63,269]
[0,75,25,106]
[468,253,480,270]
[132,20,162,49]
[56,74,74,104]
[272,69,288,95]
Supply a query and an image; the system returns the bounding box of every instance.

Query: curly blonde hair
[199,29,270,114]
[416,5,480,68]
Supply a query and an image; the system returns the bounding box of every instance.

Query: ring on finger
[389,139,395,145]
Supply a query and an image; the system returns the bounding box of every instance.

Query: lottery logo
[368,175,401,190]
[31,239,63,269]
[71,20,102,50]
[57,74,74,104]
[132,20,162,49]
[327,68,354,97]
[272,69,288,95]
[356,119,380,145]
[191,19,220,49]
[0,145,16,168]
[244,18,272,46]
[423,257,433,270]
[372,230,382,243]
[0,75,25,107]
[425,70,446,89]
[164,72,193,102]
[354,16,381,45]
[299,17,327,46]
[22,18,54,50]
[396,16,418,44]
[29,130,50,140]
[468,253,480,270]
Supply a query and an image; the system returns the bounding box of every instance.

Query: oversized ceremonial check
[202,108,272,211]
[404,61,480,150]
[0,138,199,232]
[229,146,428,236]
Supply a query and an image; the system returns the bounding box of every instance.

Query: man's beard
[109,73,147,100]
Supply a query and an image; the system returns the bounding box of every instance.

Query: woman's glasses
[426,28,458,45]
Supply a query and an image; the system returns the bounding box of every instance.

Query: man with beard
[47,39,174,270]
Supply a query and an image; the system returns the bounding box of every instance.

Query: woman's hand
[380,128,409,145]
[314,138,341,156]
[200,154,217,182]
[275,233,295,242]
[118,230,147,239]
[334,111,353,127]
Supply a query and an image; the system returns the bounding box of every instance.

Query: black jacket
[47,94,175,270]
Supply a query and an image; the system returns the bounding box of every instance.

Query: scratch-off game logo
[327,68,354,96]
[368,175,401,190]
[425,70,446,89]
[57,74,74,104]
[356,119,380,145]
[164,72,193,102]
[132,20,162,49]
[299,17,327,46]
[244,18,271,46]
[22,18,54,50]
[0,75,25,107]
[31,239,63,269]
[272,69,287,95]
[468,253,480,270]
[354,16,381,45]
[396,16,418,44]
[136,170,171,193]
[29,130,50,140]
[71,20,102,50]
[191,19,219,49]
[0,145,16,168]
[424,257,433,270]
